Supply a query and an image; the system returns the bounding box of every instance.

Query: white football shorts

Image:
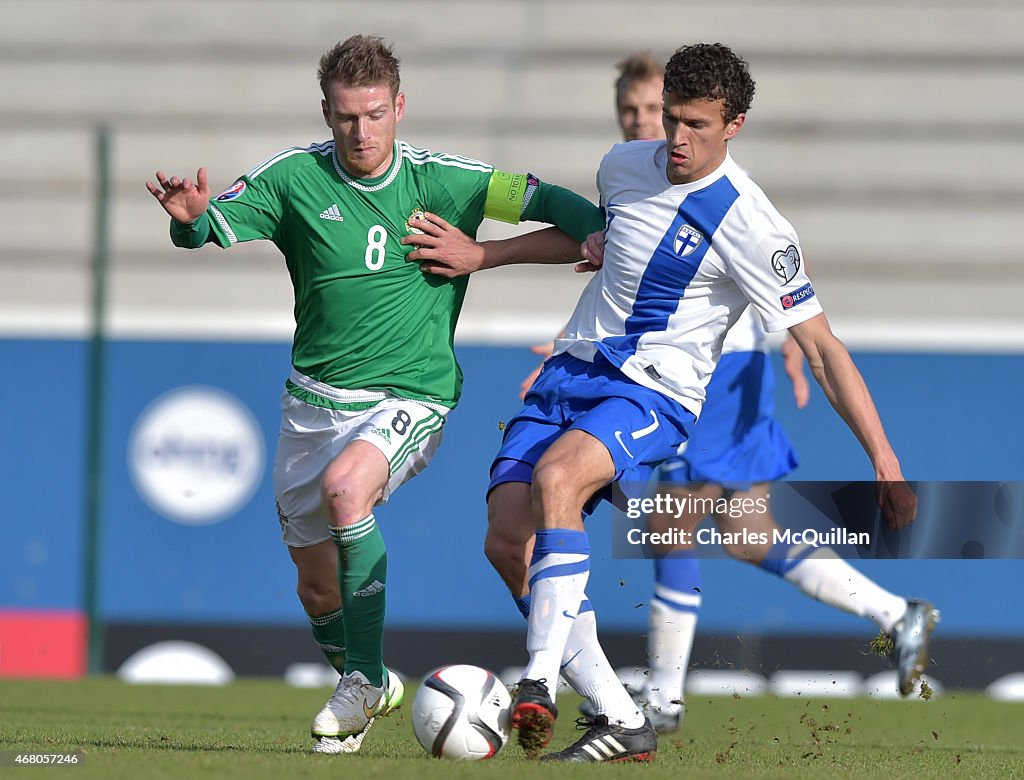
[273,391,446,547]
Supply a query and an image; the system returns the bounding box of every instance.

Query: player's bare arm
[781,333,811,409]
[788,313,917,528]
[145,167,211,224]
[402,213,587,278]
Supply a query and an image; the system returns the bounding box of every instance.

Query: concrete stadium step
[4,0,1023,59]
[1,0,1020,342]
[4,61,1024,129]
[534,1,1024,59]
[0,183,1020,264]
[4,128,1024,205]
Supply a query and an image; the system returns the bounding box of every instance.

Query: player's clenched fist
[876,480,918,530]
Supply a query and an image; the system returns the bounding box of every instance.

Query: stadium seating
[1,0,1022,345]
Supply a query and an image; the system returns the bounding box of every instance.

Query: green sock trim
[330,515,377,545]
[307,607,346,675]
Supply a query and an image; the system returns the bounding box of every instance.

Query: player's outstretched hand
[402,212,485,277]
[876,480,918,530]
[145,168,211,224]
[519,342,555,399]
[576,230,606,273]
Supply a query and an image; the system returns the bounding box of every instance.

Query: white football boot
[892,599,941,696]
[312,668,404,754]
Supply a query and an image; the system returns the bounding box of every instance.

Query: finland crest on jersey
[673,225,703,256]
[555,142,822,416]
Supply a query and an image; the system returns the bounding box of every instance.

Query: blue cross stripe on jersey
[596,176,741,364]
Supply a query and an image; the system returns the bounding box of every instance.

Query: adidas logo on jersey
[319,204,344,222]
[354,580,385,597]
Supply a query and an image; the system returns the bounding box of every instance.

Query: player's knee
[646,511,675,535]
[531,459,576,505]
[296,578,340,614]
[320,471,375,523]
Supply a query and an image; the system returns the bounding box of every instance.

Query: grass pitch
[1,677,1021,779]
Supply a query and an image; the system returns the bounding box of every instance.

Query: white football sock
[782,546,908,633]
[523,531,591,700]
[645,594,699,711]
[561,602,644,728]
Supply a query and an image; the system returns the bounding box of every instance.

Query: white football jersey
[554,141,821,416]
[720,305,766,355]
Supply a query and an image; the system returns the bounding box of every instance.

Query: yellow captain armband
[484,170,539,224]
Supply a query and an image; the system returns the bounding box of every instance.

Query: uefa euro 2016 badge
[406,207,427,234]
[772,244,802,284]
[215,180,247,201]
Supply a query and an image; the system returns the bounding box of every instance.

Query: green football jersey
[200,139,534,410]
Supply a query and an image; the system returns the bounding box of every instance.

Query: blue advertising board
[2,338,1022,636]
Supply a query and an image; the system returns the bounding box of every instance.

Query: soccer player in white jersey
[597,49,937,726]
[571,52,935,736]
[407,42,929,762]
[524,53,917,737]
[146,35,601,755]
[516,53,707,735]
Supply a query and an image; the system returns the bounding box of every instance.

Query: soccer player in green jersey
[146,34,603,754]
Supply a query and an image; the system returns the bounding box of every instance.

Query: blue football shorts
[489,353,696,509]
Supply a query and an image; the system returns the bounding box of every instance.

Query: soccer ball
[411,664,511,759]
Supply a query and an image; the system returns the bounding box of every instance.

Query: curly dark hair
[663,43,755,123]
[318,35,401,98]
